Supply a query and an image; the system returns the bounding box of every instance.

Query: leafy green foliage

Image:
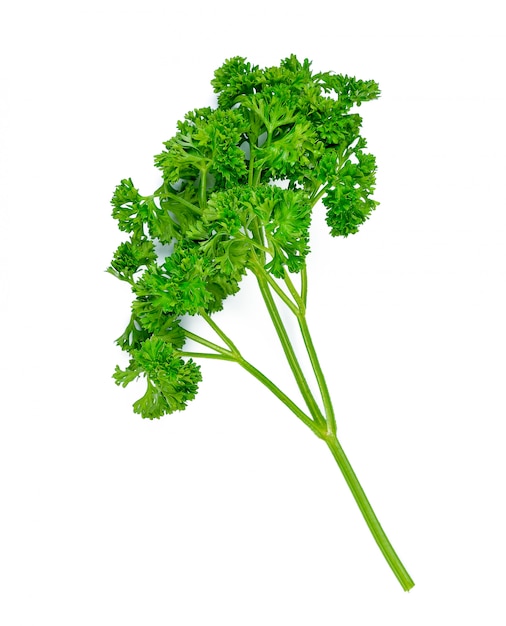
[107,238,156,283]
[111,178,178,243]
[106,62,417,593]
[154,107,248,189]
[109,55,380,419]
[323,140,379,236]
[113,338,201,418]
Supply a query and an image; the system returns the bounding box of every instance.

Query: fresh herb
[108,55,414,591]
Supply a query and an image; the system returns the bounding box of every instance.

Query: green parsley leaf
[114,338,202,419]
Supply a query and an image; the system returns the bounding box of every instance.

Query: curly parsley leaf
[322,141,379,236]
[107,237,156,283]
[113,338,202,419]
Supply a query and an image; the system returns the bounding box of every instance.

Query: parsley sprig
[108,55,414,591]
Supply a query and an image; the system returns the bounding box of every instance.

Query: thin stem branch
[178,351,236,362]
[283,269,305,312]
[198,167,208,209]
[300,265,308,308]
[260,269,300,316]
[237,357,323,438]
[181,328,322,438]
[236,231,271,255]
[183,329,231,356]
[255,274,326,427]
[309,183,330,206]
[282,267,336,433]
[297,313,337,436]
[158,189,201,215]
[248,139,256,187]
[200,310,240,355]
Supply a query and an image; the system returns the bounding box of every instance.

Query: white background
[1,1,505,624]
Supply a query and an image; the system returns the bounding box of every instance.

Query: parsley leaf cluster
[109,55,380,418]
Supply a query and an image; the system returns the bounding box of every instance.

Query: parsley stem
[300,266,308,308]
[159,189,201,215]
[183,329,231,356]
[198,167,209,209]
[325,434,415,592]
[181,349,322,437]
[282,268,336,433]
[236,231,271,255]
[179,351,235,362]
[201,310,240,355]
[297,313,337,436]
[236,357,322,437]
[260,269,299,316]
[310,183,330,206]
[283,269,305,312]
[255,274,326,427]
[248,142,256,187]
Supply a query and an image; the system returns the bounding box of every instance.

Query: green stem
[310,183,330,206]
[237,357,323,438]
[297,313,337,436]
[198,167,208,209]
[326,434,415,592]
[255,274,326,427]
[181,336,321,437]
[283,269,304,312]
[283,267,335,433]
[300,266,308,308]
[262,270,299,316]
[158,189,201,215]
[178,351,235,362]
[248,139,256,187]
[200,310,240,355]
[236,231,271,255]
[252,130,272,186]
[183,329,231,356]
